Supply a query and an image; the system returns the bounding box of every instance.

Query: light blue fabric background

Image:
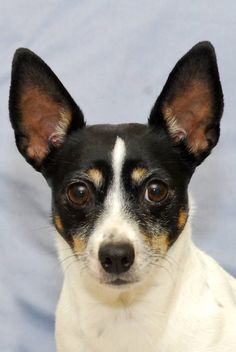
[0,1,235,351]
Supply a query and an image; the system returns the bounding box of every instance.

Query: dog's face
[46,124,192,287]
[9,42,223,288]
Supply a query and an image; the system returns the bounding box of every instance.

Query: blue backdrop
[1,1,236,351]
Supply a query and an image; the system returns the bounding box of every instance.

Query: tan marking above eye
[178,209,188,229]
[86,168,103,187]
[73,236,87,253]
[131,167,148,183]
[54,215,64,233]
[143,232,169,253]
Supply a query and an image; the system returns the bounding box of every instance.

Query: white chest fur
[55,224,236,352]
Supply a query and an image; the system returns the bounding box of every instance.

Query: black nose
[99,243,135,275]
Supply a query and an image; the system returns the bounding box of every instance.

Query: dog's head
[9,42,223,289]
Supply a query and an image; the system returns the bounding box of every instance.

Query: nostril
[99,242,135,275]
[122,256,131,268]
[102,256,112,269]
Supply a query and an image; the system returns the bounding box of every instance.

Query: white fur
[55,138,236,352]
[85,138,146,283]
[107,136,126,215]
[56,223,236,352]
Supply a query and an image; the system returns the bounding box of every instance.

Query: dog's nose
[99,242,135,275]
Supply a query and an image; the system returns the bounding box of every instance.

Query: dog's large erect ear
[9,48,85,170]
[149,41,224,164]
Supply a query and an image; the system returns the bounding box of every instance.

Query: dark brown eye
[67,182,91,206]
[145,181,168,203]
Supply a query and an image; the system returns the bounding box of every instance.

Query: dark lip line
[103,278,138,286]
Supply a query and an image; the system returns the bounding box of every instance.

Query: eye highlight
[144,181,168,203]
[67,182,91,206]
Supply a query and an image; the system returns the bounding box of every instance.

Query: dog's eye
[67,182,91,206]
[144,181,168,203]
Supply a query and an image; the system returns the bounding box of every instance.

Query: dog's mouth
[103,278,138,287]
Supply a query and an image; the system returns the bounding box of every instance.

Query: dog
[9,41,236,352]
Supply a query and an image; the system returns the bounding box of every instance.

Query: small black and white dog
[9,42,236,352]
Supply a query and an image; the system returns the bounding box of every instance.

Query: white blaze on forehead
[89,136,141,268]
[106,137,126,214]
[112,137,126,187]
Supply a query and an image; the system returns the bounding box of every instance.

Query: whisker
[59,254,78,265]
[31,224,54,231]
[149,262,175,282]
[63,259,79,274]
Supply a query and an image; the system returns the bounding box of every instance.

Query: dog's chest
[57,274,236,352]
[77,301,236,352]
[56,283,170,352]
[78,302,165,352]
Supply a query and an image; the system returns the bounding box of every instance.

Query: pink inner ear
[20,86,71,163]
[163,80,213,155]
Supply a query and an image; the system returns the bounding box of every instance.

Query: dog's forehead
[56,123,152,168]
[60,123,170,164]
[77,123,149,160]
[50,122,191,185]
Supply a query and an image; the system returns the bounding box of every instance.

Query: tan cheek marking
[131,168,148,183]
[87,168,103,187]
[143,232,169,253]
[54,215,64,233]
[178,209,188,229]
[73,236,87,253]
